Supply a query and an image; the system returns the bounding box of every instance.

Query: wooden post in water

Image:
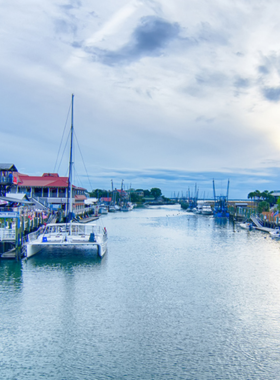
[15,217,21,260]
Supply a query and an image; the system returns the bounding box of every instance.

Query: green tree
[247,191,256,200]
[257,201,270,213]
[261,190,275,206]
[89,189,108,198]
[130,192,141,203]
[150,188,162,199]
[254,190,262,200]
[277,197,280,212]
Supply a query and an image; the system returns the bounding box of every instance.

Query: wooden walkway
[0,248,17,259]
[77,216,99,223]
[255,226,275,233]
[250,215,275,233]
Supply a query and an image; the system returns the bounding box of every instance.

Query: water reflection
[0,260,23,292]
[2,206,280,379]
[23,246,106,271]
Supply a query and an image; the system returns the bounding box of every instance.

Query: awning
[0,196,34,204]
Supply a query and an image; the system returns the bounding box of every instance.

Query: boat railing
[0,175,13,184]
[0,228,16,241]
[27,228,44,243]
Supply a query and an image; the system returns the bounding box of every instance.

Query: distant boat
[108,205,117,212]
[99,205,108,214]
[201,205,213,215]
[213,180,230,218]
[24,95,108,258]
[269,228,280,238]
[239,222,255,230]
[120,202,133,212]
[194,203,203,214]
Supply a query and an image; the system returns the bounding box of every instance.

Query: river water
[1,205,280,379]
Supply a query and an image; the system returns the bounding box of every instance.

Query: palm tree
[260,190,275,206]
[248,191,256,200]
[254,190,262,200]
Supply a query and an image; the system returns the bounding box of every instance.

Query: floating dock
[250,215,275,233]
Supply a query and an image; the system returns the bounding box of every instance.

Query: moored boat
[269,228,280,238]
[201,205,213,215]
[24,222,108,258]
[23,95,108,258]
[239,222,255,230]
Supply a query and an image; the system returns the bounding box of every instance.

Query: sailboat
[23,95,108,258]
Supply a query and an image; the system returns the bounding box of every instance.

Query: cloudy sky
[1,0,280,198]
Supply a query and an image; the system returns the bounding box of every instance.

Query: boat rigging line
[53,99,72,173]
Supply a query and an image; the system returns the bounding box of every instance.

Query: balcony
[0,175,13,185]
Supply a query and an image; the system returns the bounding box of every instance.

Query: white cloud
[1,0,280,197]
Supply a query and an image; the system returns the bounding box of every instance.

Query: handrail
[0,176,13,184]
[0,228,16,241]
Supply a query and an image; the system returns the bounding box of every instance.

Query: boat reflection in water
[24,245,107,271]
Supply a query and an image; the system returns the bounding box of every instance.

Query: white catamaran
[23,95,108,259]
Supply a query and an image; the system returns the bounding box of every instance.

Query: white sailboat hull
[24,223,108,259]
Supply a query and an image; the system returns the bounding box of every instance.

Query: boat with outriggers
[23,95,108,259]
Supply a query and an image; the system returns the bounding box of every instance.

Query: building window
[59,188,66,197]
[34,188,42,197]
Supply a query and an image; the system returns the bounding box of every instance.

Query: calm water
[1,205,280,379]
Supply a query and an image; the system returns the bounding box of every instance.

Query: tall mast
[226,179,230,202]
[68,94,74,220]
[212,179,216,201]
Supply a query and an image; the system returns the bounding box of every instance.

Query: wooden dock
[255,226,274,233]
[77,216,99,223]
[0,248,21,260]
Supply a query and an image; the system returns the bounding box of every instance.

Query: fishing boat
[23,95,108,259]
[212,180,230,218]
[120,202,133,212]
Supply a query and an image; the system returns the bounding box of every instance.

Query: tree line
[88,187,164,203]
[247,190,276,213]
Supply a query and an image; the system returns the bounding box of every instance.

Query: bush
[258,201,270,213]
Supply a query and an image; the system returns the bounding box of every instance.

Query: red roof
[75,195,87,201]
[101,197,112,202]
[15,173,86,190]
[42,173,59,177]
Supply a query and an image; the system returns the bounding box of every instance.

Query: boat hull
[24,241,107,258]
[23,223,108,259]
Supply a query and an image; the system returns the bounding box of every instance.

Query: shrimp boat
[212,180,230,218]
[23,95,108,259]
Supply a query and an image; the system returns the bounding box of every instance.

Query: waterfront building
[0,163,18,196]
[10,172,87,211]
